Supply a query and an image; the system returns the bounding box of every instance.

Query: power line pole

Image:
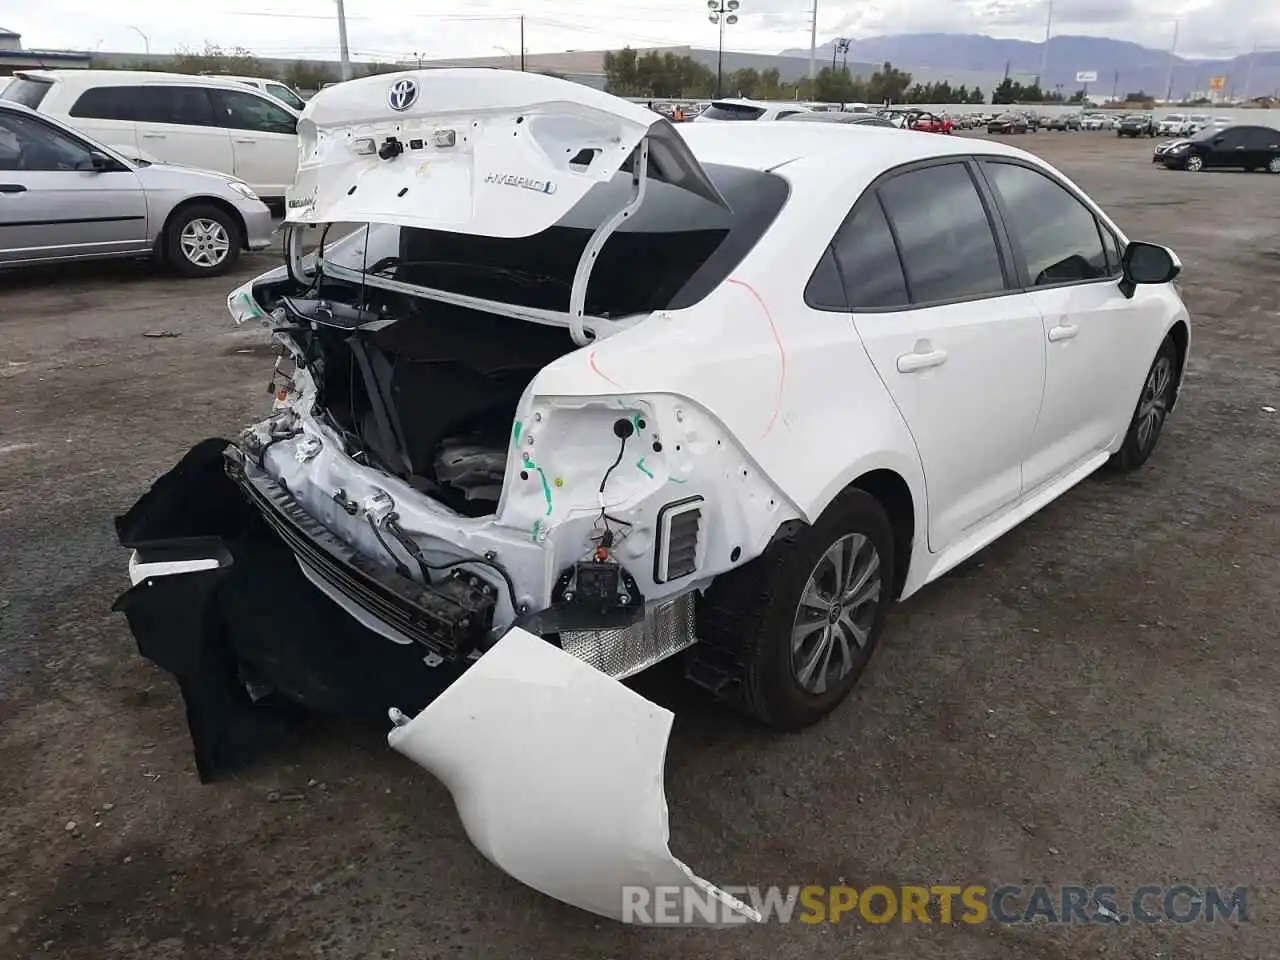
[1242,39,1258,102]
[1038,0,1053,89]
[1163,19,1179,103]
[707,0,742,98]
[808,0,818,86]
[520,15,525,72]
[335,0,353,81]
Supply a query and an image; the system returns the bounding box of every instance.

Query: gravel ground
[1,129,1278,960]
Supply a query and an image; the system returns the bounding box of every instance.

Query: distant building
[0,27,92,75]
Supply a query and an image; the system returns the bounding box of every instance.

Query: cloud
[5,0,1277,63]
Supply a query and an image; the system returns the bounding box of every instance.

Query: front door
[840,160,1046,551]
[978,159,1148,490]
[210,88,299,200]
[0,111,147,264]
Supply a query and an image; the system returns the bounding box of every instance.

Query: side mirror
[87,150,116,172]
[1119,241,1180,298]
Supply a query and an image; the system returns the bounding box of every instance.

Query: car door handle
[140,133,166,139]
[1048,323,1079,342]
[0,183,27,194]
[234,138,258,144]
[896,348,948,373]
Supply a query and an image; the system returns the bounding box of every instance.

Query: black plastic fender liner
[111,438,467,782]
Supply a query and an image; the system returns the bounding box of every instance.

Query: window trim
[805,155,1023,314]
[975,155,1124,292]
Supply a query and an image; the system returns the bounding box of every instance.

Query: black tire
[164,204,242,278]
[1109,337,1178,471]
[697,489,895,731]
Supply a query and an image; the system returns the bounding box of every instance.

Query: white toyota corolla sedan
[113,70,1190,924]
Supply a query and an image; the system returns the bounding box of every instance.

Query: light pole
[1038,0,1053,90]
[335,0,353,82]
[1164,19,1180,103]
[126,25,150,55]
[707,0,740,98]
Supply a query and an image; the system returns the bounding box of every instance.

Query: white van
[693,98,814,122]
[203,74,308,112]
[0,70,300,202]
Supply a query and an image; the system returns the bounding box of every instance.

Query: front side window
[266,83,307,111]
[0,112,94,171]
[876,162,1007,304]
[982,161,1110,286]
[211,89,297,134]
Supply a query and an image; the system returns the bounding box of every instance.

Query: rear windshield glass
[700,102,766,121]
[320,162,789,318]
[0,78,53,109]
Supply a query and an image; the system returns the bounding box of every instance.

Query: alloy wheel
[1186,156,1204,172]
[1269,157,1280,174]
[1136,355,1173,452]
[179,218,231,268]
[790,533,882,695]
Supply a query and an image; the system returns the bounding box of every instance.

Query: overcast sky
[5,0,1277,62]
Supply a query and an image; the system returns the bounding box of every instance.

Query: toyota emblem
[388,78,419,112]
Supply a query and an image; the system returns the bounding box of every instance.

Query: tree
[867,61,912,103]
[1124,90,1155,103]
[283,60,338,91]
[969,87,986,103]
[727,67,761,98]
[169,42,263,77]
[603,46,714,97]
[1067,88,1087,104]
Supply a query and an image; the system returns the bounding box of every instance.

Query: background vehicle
[201,74,308,112]
[0,70,300,202]
[910,111,954,134]
[1157,113,1189,136]
[780,112,898,128]
[694,98,813,121]
[987,112,1028,134]
[1154,124,1280,172]
[1046,114,1082,131]
[0,101,272,276]
[1118,114,1157,138]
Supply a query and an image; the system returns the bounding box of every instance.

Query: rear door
[1202,127,1243,168]
[0,110,147,264]
[842,159,1047,551]
[209,88,299,199]
[1244,126,1280,169]
[133,85,236,175]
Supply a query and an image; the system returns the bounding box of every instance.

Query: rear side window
[826,197,909,309]
[701,102,765,121]
[134,86,217,126]
[982,161,1110,285]
[1,78,53,109]
[877,162,1007,304]
[69,86,138,121]
[1245,127,1280,149]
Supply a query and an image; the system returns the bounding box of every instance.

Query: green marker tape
[531,519,541,542]
[632,413,644,433]
[535,466,554,515]
[635,458,654,479]
[512,421,523,446]
[670,476,688,484]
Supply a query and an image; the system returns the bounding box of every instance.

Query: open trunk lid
[286,68,729,237]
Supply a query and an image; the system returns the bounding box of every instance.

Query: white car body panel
[387,627,761,925]
[113,73,1193,925]
[287,69,727,238]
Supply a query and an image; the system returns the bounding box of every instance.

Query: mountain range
[781,34,1280,100]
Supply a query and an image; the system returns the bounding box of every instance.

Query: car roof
[678,120,1033,175]
[16,69,288,92]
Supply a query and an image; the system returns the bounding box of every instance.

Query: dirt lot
[1,129,1278,960]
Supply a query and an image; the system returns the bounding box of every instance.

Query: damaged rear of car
[112,69,801,924]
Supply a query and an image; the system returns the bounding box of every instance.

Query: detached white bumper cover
[387,627,761,925]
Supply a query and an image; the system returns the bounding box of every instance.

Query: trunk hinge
[567,137,650,347]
